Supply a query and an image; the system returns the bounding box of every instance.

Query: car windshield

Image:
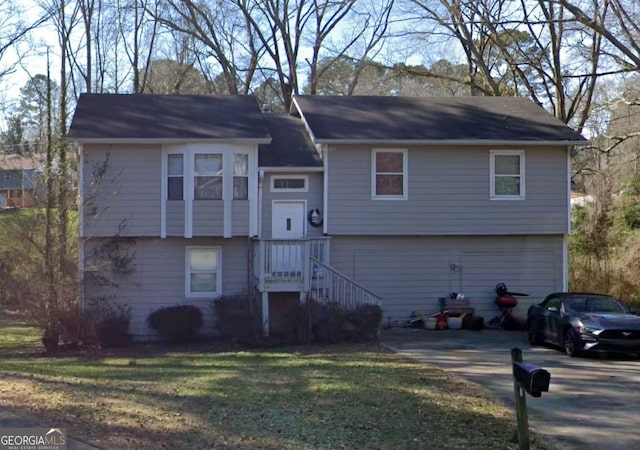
[563,296,627,314]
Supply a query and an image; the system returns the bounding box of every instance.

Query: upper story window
[372,149,408,200]
[233,154,249,200]
[194,154,223,200]
[186,247,221,297]
[490,150,525,200]
[271,175,308,192]
[167,154,184,200]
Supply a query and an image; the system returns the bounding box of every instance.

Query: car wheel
[564,328,581,357]
[527,320,541,345]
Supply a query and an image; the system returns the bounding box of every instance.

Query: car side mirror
[547,306,559,313]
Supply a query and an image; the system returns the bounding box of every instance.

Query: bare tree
[153,0,251,95]
[405,0,603,131]
[0,4,48,81]
[236,0,395,108]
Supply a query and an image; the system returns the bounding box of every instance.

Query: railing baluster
[307,256,382,310]
[257,239,382,311]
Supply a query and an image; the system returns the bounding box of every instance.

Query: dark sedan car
[527,292,640,357]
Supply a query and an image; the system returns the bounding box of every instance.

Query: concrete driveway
[383,328,640,450]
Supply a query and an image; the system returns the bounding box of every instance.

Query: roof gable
[0,154,45,171]
[292,95,586,144]
[68,94,271,143]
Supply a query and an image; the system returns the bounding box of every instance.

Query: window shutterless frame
[185,246,222,298]
[233,153,249,199]
[490,150,525,200]
[371,148,408,200]
[167,153,184,200]
[270,174,309,192]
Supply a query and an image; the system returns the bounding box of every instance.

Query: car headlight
[579,325,602,335]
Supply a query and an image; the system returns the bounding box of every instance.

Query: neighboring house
[0,153,44,209]
[68,94,587,337]
[570,190,594,207]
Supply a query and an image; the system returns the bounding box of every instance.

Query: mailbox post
[511,347,550,450]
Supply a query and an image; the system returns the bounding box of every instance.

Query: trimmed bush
[148,305,203,343]
[309,301,382,343]
[87,300,132,348]
[310,301,346,343]
[345,304,383,340]
[213,294,261,344]
[96,316,132,348]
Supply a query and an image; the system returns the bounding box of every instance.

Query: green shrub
[148,305,203,343]
[310,301,346,343]
[310,301,382,343]
[213,294,260,344]
[345,304,383,340]
[89,300,132,348]
[96,316,131,348]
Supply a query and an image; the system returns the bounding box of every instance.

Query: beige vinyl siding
[329,235,562,322]
[262,172,324,238]
[327,145,569,235]
[232,200,250,235]
[83,237,250,337]
[166,201,184,236]
[83,144,161,237]
[193,201,224,236]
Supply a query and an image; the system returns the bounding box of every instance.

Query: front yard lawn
[0,319,547,449]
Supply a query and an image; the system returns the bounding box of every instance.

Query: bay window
[194,154,223,200]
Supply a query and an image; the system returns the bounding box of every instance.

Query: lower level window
[186,247,220,297]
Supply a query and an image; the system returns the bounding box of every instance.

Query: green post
[511,347,530,450]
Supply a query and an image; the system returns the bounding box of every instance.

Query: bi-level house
[68,94,586,337]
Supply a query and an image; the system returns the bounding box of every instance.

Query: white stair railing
[254,238,331,289]
[309,256,382,309]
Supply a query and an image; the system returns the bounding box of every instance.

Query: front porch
[252,237,330,292]
[251,237,382,335]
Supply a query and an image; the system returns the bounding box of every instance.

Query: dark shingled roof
[68,94,271,142]
[292,95,586,143]
[258,114,323,167]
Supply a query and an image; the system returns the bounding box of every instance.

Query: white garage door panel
[461,251,556,297]
[352,249,453,317]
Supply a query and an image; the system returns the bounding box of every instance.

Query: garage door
[460,250,557,308]
[350,248,454,318]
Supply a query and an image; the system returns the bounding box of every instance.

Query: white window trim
[167,154,185,200]
[163,143,258,239]
[371,148,408,200]
[185,246,222,298]
[194,153,224,200]
[270,174,309,192]
[489,150,525,201]
[161,147,188,238]
[232,151,250,200]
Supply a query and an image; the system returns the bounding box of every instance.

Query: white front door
[271,201,305,273]
[272,201,305,239]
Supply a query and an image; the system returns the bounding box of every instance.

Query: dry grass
[0,318,550,450]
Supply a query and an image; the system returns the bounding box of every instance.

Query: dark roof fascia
[72,137,271,145]
[315,139,590,146]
